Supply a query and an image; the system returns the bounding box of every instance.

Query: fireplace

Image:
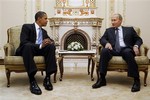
[47,0,103,67]
[48,17,103,51]
[61,29,91,50]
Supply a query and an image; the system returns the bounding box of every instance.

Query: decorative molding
[48,17,103,50]
[89,0,96,7]
[49,17,103,27]
[54,0,97,17]
[122,0,126,24]
[109,0,115,26]
[56,0,62,7]
[106,0,126,27]
[24,0,27,23]
[35,0,41,12]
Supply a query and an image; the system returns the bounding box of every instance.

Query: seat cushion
[97,56,149,65]
[4,56,45,65]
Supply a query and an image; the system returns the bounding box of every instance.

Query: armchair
[93,27,149,86]
[3,25,59,87]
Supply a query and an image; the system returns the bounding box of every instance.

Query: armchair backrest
[7,25,22,53]
[133,26,141,36]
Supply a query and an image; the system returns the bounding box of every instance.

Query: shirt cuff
[39,44,42,49]
[134,45,139,48]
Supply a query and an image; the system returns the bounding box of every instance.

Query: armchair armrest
[96,44,149,56]
[96,44,103,56]
[140,44,149,56]
[3,43,15,56]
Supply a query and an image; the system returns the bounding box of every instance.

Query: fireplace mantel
[49,17,103,26]
[48,17,103,50]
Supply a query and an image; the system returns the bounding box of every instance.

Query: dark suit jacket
[16,23,50,55]
[100,26,143,49]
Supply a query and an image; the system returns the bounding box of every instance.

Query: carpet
[0,65,150,100]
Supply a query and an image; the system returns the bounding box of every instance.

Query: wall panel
[0,0,150,58]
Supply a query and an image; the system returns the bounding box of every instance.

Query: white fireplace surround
[48,17,103,51]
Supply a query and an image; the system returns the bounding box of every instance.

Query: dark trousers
[99,47,139,78]
[21,43,57,77]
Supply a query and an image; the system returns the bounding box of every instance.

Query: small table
[58,50,96,81]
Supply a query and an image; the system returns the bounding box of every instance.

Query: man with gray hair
[92,13,142,92]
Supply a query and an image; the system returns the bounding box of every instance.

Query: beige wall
[0,0,25,58]
[0,0,150,58]
[125,0,150,57]
[0,1,2,58]
[97,0,150,58]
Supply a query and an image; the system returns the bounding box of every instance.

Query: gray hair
[114,13,123,20]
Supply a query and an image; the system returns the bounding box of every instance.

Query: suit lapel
[122,26,127,38]
[32,24,37,42]
[111,28,116,41]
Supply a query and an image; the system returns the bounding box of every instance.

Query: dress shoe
[131,80,141,92]
[92,78,106,89]
[43,77,53,91]
[30,81,42,95]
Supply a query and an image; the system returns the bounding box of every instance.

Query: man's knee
[46,44,56,51]
[23,43,35,52]
[122,48,133,55]
[121,48,135,58]
[24,43,33,48]
[101,48,110,54]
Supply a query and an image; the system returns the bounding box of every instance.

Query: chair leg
[41,71,44,76]
[59,58,63,81]
[143,68,148,86]
[91,58,95,81]
[6,69,10,87]
[88,57,91,75]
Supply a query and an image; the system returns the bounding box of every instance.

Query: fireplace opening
[64,31,87,50]
[61,29,91,50]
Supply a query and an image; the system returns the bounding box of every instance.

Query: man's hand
[105,43,112,50]
[41,38,54,48]
[133,46,140,56]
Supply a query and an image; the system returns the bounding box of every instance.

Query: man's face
[111,15,122,28]
[38,14,48,27]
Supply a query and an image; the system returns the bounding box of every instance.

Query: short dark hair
[35,11,46,21]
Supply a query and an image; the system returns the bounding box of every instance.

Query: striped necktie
[115,28,121,52]
[37,28,43,44]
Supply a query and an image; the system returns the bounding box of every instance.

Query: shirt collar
[117,26,122,30]
[35,22,40,30]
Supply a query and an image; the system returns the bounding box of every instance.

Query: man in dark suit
[92,13,143,92]
[15,11,57,95]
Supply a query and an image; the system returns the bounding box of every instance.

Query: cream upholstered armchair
[4,25,59,87]
[93,27,149,86]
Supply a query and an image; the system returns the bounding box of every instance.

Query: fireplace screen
[64,31,88,50]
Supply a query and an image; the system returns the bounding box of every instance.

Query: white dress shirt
[35,22,42,49]
[117,26,126,47]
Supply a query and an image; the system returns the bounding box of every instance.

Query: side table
[57,50,96,81]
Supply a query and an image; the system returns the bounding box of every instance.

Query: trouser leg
[22,43,38,82]
[99,48,113,76]
[121,48,139,78]
[22,43,37,75]
[41,44,57,76]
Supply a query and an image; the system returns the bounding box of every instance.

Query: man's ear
[37,17,42,21]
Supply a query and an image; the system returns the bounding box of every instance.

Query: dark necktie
[115,28,121,52]
[37,28,43,44]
